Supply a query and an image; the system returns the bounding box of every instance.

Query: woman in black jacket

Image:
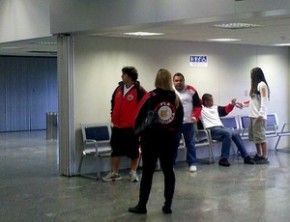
[129,69,184,214]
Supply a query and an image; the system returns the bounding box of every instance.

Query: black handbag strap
[147,92,153,111]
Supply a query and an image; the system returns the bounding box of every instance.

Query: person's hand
[191,117,197,123]
[235,102,243,109]
[231,98,237,105]
[256,116,263,121]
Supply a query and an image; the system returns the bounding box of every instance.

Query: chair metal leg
[209,144,215,163]
[96,156,101,180]
[275,136,281,151]
[78,155,84,174]
[232,144,241,159]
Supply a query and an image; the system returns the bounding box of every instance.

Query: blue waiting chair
[78,124,112,179]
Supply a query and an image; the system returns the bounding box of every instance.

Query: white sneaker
[189,165,197,172]
[129,171,139,182]
[102,172,122,182]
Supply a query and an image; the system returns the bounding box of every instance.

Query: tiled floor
[1,131,290,222]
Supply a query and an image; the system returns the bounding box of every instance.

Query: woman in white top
[242,67,270,164]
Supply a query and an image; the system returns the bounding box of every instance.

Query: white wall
[74,36,290,152]
[0,0,50,43]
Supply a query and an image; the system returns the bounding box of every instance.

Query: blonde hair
[155,68,173,91]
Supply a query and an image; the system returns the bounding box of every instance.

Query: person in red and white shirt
[200,93,255,167]
[173,73,202,172]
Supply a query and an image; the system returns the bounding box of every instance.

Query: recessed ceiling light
[207,38,241,42]
[272,43,290,46]
[39,41,56,45]
[123,32,165,36]
[213,23,262,29]
[0,46,22,49]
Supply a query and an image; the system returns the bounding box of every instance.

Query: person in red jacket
[102,66,146,182]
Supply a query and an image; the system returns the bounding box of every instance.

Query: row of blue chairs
[78,114,290,179]
[220,113,290,148]
[194,113,290,163]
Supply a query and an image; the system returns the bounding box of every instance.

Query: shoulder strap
[135,82,146,102]
[147,92,153,111]
[174,94,180,109]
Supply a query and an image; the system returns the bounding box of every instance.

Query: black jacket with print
[134,88,184,134]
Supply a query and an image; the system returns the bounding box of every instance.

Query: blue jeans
[209,126,249,159]
[181,123,197,166]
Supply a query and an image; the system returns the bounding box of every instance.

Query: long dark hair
[249,67,270,99]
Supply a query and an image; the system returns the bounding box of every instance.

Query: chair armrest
[82,148,97,155]
[195,129,210,143]
[85,139,97,144]
[266,123,278,133]
[280,123,290,133]
[97,146,112,157]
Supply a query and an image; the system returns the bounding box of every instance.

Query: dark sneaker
[255,156,270,164]
[253,154,262,162]
[244,156,255,165]
[218,158,231,167]
[162,206,172,214]
[128,205,147,214]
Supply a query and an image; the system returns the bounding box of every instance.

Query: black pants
[138,131,179,207]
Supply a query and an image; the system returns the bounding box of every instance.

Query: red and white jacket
[111,81,146,128]
[174,85,202,123]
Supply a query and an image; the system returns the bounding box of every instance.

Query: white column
[57,34,76,176]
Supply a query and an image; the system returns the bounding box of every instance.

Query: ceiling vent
[213,22,263,29]
[27,50,57,54]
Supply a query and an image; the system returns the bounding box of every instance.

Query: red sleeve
[224,103,235,114]
[193,106,202,122]
[242,100,250,107]
[190,88,202,121]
